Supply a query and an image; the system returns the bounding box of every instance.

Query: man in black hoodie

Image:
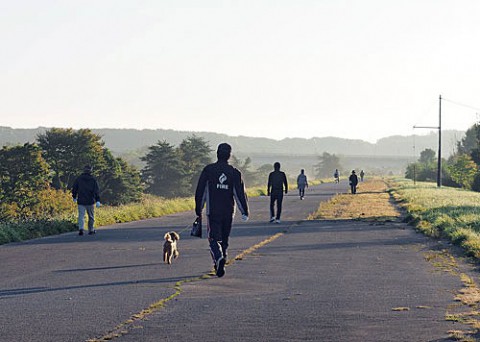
[195,143,249,278]
[267,162,288,224]
[72,165,101,236]
[349,170,359,194]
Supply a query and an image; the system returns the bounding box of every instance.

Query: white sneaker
[269,217,275,223]
[275,219,281,224]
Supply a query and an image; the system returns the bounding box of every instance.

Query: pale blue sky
[1,0,480,142]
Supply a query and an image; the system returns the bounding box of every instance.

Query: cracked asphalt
[0,181,470,341]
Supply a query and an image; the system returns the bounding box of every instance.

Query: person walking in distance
[349,170,359,194]
[72,165,101,236]
[360,170,365,182]
[267,162,288,223]
[297,169,308,200]
[195,143,249,278]
[334,169,340,183]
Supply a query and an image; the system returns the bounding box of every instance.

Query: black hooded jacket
[72,172,101,205]
[195,160,249,218]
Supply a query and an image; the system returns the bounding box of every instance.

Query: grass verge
[0,219,77,245]
[0,180,320,246]
[390,178,480,259]
[0,194,195,245]
[310,178,400,221]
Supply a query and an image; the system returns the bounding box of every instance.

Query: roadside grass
[0,180,326,245]
[390,179,480,259]
[0,219,77,245]
[310,178,400,221]
[0,194,196,245]
[94,195,195,226]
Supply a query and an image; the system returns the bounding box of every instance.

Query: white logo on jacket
[217,173,229,189]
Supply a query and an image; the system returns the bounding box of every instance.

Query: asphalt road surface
[0,181,471,341]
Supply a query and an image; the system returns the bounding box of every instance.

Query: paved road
[0,181,468,341]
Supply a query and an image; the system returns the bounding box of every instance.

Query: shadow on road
[0,274,202,298]
[54,262,161,273]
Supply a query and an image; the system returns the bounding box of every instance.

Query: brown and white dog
[163,231,180,264]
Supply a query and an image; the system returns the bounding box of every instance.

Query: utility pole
[413,134,416,186]
[412,94,442,188]
[437,95,442,187]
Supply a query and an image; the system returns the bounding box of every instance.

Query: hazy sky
[2,0,480,142]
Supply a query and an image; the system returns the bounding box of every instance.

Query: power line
[442,98,480,112]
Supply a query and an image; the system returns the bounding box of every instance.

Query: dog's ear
[173,232,180,240]
[164,233,171,241]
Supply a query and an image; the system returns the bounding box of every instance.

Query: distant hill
[0,126,463,158]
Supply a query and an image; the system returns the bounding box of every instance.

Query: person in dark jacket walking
[297,169,308,200]
[349,170,359,194]
[72,165,101,235]
[195,143,249,278]
[267,162,288,223]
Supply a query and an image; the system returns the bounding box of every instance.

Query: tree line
[405,123,480,190]
[0,129,219,219]
[1,127,347,222]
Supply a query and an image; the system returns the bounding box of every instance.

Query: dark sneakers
[216,257,226,278]
[79,230,96,236]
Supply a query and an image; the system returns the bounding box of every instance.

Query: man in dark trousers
[72,165,101,235]
[297,169,308,200]
[195,143,249,278]
[267,162,288,224]
[349,170,359,194]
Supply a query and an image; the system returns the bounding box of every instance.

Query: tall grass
[0,219,76,245]
[1,179,322,245]
[391,179,480,258]
[0,194,195,245]
[94,195,195,226]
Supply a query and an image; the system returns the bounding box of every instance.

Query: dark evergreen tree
[178,135,212,192]
[0,143,51,219]
[37,128,105,190]
[38,128,142,205]
[141,141,188,197]
[98,149,143,205]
